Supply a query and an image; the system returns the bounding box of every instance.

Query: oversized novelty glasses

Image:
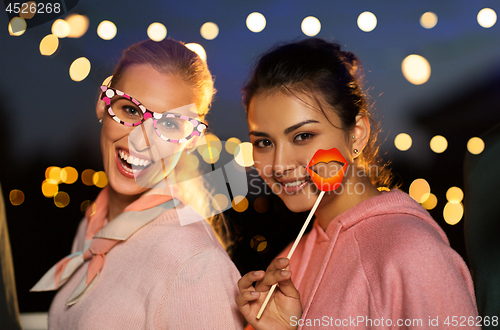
[100,86,208,143]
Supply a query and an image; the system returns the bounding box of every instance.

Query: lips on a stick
[256,147,348,319]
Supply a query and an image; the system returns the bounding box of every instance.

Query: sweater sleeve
[158,247,244,329]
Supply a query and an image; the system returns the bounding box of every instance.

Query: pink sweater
[282,190,478,329]
[48,207,244,329]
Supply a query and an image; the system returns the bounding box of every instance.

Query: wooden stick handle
[256,191,326,319]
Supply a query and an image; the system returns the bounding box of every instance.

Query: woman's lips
[276,177,313,194]
[115,148,153,180]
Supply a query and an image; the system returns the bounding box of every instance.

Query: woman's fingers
[254,258,291,292]
[237,271,265,293]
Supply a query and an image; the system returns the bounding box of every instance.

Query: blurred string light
[409,178,431,203]
[443,202,463,225]
[9,190,25,206]
[225,137,242,155]
[212,193,228,211]
[420,12,437,29]
[250,235,268,253]
[102,75,113,86]
[446,186,464,204]
[253,197,269,213]
[232,195,249,212]
[301,16,321,37]
[402,54,431,85]
[430,135,448,153]
[200,22,219,40]
[92,171,108,188]
[66,14,89,38]
[39,34,59,56]
[80,200,92,214]
[246,12,266,33]
[8,17,26,36]
[147,22,167,42]
[421,193,437,210]
[234,142,254,167]
[19,1,36,19]
[357,11,377,32]
[69,57,91,82]
[41,180,58,198]
[185,43,206,61]
[477,8,497,28]
[52,19,70,38]
[47,166,62,183]
[198,133,222,164]
[467,137,485,155]
[82,169,96,186]
[394,133,412,151]
[62,166,78,184]
[97,20,117,40]
[54,191,70,208]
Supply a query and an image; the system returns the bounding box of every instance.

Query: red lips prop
[306,148,348,191]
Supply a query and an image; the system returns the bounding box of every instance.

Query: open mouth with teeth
[118,149,152,175]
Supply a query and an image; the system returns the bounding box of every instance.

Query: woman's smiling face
[247,90,354,213]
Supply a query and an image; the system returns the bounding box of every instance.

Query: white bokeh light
[477,8,497,28]
[301,16,321,37]
[200,22,219,40]
[147,22,167,41]
[97,20,117,40]
[246,12,266,33]
[357,11,377,32]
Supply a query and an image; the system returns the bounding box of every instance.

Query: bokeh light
[409,178,431,203]
[8,17,26,36]
[250,235,268,253]
[212,193,228,211]
[93,171,108,188]
[477,8,497,28]
[82,169,96,186]
[9,190,25,206]
[394,133,412,151]
[443,202,464,225]
[69,57,91,82]
[81,200,92,214]
[185,43,206,61]
[253,197,269,213]
[446,186,464,204]
[97,20,117,40]
[183,152,200,171]
[467,137,485,155]
[301,16,321,37]
[402,54,431,85]
[47,166,62,183]
[201,146,220,164]
[198,133,222,156]
[19,1,36,19]
[102,75,113,86]
[225,137,242,155]
[147,22,167,42]
[430,135,448,153]
[61,166,78,184]
[66,14,89,38]
[357,11,377,32]
[246,12,266,33]
[420,12,437,29]
[234,142,254,167]
[51,19,70,38]
[200,22,219,40]
[421,193,437,210]
[232,195,249,212]
[39,34,59,56]
[54,191,70,208]
[41,180,59,198]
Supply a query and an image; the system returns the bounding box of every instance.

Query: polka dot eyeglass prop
[100,86,208,143]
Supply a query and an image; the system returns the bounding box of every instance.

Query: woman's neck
[314,168,380,231]
[107,188,142,222]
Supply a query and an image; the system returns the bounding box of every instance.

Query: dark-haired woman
[236,38,478,329]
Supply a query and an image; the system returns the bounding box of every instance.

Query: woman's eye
[294,133,314,142]
[123,106,141,117]
[254,139,272,148]
[159,119,180,130]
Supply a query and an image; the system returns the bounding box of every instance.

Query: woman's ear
[352,115,370,158]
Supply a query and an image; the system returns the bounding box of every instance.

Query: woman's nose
[273,144,296,177]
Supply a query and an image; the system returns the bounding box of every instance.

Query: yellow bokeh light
[185,43,206,62]
[402,54,431,85]
[301,16,321,37]
[198,133,222,156]
[477,8,497,28]
[357,11,377,32]
[39,34,59,56]
[212,193,228,211]
[62,166,78,184]
[9,189,25,206]
[446,186,464,204]
[41,180,59,198]
[201,146,220,164]
[234,142,254,167]
[69,57,91,82]
[467,137,485,155]
[66,14,89,38]
[183,152,200,171]
[82,169,96,186]
[102,75,113,86]
[232,195,249,212]
[52,19,70,38]
[147,22,167,42]
[394,133,412,151]
[200,22,219,40]
[246,12,266,33]
[420,12,438,29]
[421,193,437,210]
[430,135,448,153]
[48,166,62,183]
[54,191,70,208]
[20,1,36,19]
[93,171,108,188]
[81,200,92,214]
[225,137,242,155]
[409,178,431,203]
[250,235,268,252]
[9,17,26,36]
[254,197,269,213]
[443,202,464,225]
[97,20,117,40]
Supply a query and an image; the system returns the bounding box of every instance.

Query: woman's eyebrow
[249,131,270,137]
[283,120,320,135]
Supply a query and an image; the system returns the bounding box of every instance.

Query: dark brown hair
[243,38,393,188]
